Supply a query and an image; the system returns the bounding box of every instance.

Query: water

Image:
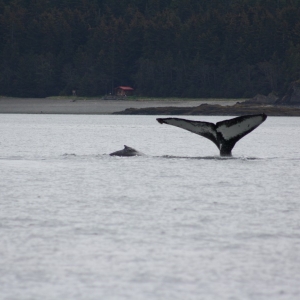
[0,114,300,300]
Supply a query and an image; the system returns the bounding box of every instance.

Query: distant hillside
[1,0,300,98]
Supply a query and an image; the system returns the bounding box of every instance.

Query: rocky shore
[114,81,300,116]
[114,102,300,116]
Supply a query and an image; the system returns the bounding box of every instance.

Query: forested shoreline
[1,0,300,98]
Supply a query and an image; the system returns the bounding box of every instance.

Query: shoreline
[0,97,242,115]
[1,97,300,116]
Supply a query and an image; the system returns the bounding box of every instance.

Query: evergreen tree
[1,0,300,97]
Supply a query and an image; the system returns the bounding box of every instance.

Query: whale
[109,145,144,157]
[157,114,267,156]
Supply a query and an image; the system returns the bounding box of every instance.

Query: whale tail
[157,114,267,156]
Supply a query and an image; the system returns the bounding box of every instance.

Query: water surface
[1,114,300,300]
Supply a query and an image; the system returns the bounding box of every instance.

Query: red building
[115,86,134,96]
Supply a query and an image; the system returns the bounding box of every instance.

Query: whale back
[109,145,144,157]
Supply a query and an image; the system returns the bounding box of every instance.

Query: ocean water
[0,114,300,300]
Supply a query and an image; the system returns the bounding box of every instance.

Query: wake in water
[61,153,267,161]
[160,155,262,161]
[0,152,282,162]
[105,145,265,161]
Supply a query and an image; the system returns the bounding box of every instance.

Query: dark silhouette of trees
[1,0,300,98]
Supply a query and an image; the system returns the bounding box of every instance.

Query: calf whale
[157,114,267,156]
[109,145,144,157]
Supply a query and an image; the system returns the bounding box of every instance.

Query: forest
[1,0,300,98]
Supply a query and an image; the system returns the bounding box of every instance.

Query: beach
[0,97,239,114]
[2,97,300,116]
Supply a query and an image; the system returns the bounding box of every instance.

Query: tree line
[1,0,300,98]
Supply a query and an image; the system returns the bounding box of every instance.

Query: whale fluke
[109,145,144,157]
[157,114,267,156]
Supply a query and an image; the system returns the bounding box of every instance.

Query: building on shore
[115,86,134,96]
